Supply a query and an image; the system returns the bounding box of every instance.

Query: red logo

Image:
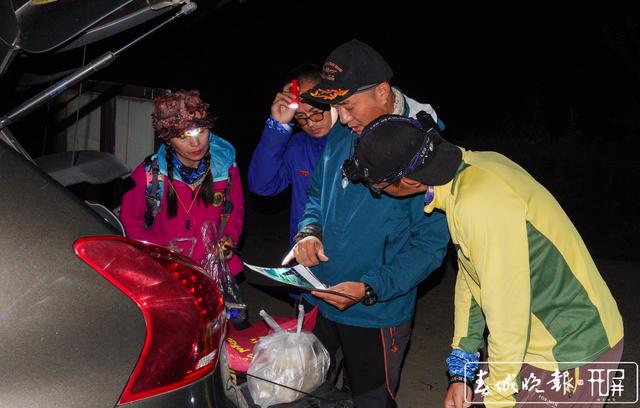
[298,169,310,177]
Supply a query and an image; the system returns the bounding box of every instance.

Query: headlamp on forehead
[180,127,203,139]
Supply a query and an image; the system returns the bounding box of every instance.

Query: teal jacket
[299,116,449,328]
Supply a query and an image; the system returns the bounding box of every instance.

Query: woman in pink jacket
[119,90,245,276]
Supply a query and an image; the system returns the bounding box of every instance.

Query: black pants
[312,311,411,408]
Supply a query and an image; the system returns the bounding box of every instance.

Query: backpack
[143,156,233,231]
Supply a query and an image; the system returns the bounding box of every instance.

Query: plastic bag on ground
[247,308,330,407]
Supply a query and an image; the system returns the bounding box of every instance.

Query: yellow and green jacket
[425,148,623,405]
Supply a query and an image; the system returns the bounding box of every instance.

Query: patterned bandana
[172,152,210,185]
[152,90,214,141]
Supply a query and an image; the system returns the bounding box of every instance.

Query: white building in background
[54,81,166,171]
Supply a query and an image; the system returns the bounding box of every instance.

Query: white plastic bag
[200,221,247,322]
[247,307,330,407]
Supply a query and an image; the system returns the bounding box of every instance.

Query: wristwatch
[361,282,378,306]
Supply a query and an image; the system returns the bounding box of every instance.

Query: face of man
[335,83,392,134]
[294,79,334,138]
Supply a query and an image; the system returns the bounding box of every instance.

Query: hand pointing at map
[282,236,329,266]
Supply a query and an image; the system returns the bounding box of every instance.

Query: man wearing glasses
[348,113,624,408]
[282,40,450,407]
[249,64,339,247]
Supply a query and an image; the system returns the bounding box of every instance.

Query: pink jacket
[119,160,245,275]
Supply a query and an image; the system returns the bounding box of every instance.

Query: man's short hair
[284,63,322,85]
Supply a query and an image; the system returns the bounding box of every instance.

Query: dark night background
[1,0,639,260]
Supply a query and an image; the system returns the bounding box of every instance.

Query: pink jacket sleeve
[119,164,158,244]
[225,164,245,275]
[223,164,245,244]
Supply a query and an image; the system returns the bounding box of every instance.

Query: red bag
[224,307,318,373]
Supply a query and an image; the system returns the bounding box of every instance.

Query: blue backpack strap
[143,156,163,229]
[219,173,233,234]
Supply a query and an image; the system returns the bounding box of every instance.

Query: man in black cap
[282,39,451,407]
[304,38,445,134]
[349,113,624,408]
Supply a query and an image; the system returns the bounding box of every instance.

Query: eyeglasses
[367,168,406,195]
[369,181,395,195]
[294,111,325,126]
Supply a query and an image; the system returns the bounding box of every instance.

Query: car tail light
[74,236,226,404]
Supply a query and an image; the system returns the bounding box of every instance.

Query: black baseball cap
[354,114,462,186]
[303,39,393,104]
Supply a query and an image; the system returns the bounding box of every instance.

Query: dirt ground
[238,205,639,407]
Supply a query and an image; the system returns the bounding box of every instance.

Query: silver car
[1,1,230,406]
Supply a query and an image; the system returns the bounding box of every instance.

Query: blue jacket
[299,100,450,328]
[248,118,327,246]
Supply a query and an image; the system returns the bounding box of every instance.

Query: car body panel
[0,0,18,75]
[57,0,190,53]
[122,367,228,408]
[1,0,230,405]
[0,141,146,407]
[15,0,134,53]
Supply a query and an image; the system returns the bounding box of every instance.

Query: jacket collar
[154,131,236,183]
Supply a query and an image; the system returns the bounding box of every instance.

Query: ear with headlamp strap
[416,110,444,144]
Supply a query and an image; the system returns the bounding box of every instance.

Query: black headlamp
[341,154,362,183]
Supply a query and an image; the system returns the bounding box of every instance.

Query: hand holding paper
[244,262,357,302]
[311,281,365,310]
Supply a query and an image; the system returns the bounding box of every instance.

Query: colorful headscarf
[152,89,214,141]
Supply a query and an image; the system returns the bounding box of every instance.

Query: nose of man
[337,106,351,125]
